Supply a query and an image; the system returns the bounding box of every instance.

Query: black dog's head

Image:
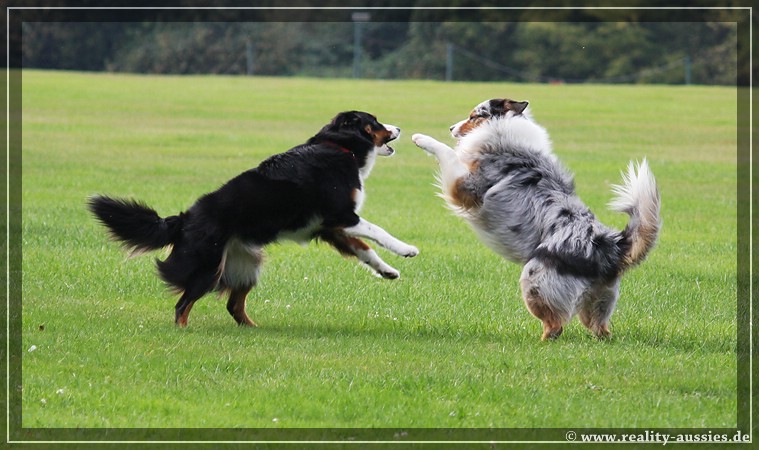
[318,111,401,157]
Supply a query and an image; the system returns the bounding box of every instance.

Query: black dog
[89,111,418,327]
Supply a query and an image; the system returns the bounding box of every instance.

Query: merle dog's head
[319,111,401,156]
[449,98,530,139]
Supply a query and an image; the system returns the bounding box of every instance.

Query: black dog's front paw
[380,268,400,279]
[399,244,419,258]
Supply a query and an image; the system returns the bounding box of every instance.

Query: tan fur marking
[449,176,481,210]
[346,236,371,251]
[522,286,564,341]
[456,116,488,137]
[226,288,257,327]
[368,127,392,147]
[578,308,612,339]
[176,301,195,328]
[624,221,660,269]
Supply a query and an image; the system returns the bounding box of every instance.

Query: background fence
[19,19,742,85]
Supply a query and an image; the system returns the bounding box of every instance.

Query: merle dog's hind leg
[577,279,620,339]
[519,259,576,340]
[521,286,566,340]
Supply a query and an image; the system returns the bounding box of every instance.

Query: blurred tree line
[21,16,742,85]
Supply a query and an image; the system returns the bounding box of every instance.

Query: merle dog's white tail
[608,159,661,271]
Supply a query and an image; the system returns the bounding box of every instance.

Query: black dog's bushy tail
[88,195,183,254]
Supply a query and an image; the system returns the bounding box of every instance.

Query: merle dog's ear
[508,100,529,115]
[490,99,529,116]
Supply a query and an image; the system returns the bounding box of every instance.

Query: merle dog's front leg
[412,133,455,160]
[412,133,469,194]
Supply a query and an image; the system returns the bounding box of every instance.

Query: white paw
[379,268,400,279]
[399,244,419,258]
[412,133,436,153]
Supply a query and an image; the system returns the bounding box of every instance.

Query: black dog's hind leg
[174,271,220,327]
[175,292,199,328]
[161,236,227,327]
[170,258,224,328]
[226,286,257,327]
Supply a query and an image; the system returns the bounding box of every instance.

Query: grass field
[18,70,737,433]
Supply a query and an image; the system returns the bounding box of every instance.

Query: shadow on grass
[184,314,734,356]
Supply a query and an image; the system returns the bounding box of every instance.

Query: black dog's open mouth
[386,131,400,154]
[385,139,397,155]
[375,124,400,156]
[379,134,397,156]
[383,144,395,156]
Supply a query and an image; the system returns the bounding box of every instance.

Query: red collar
[323,141,353,155]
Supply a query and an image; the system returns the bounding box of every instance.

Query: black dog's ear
[340,114,360,128]
[330,112,359,128]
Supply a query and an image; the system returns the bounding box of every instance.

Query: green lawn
[18,71,737,433]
